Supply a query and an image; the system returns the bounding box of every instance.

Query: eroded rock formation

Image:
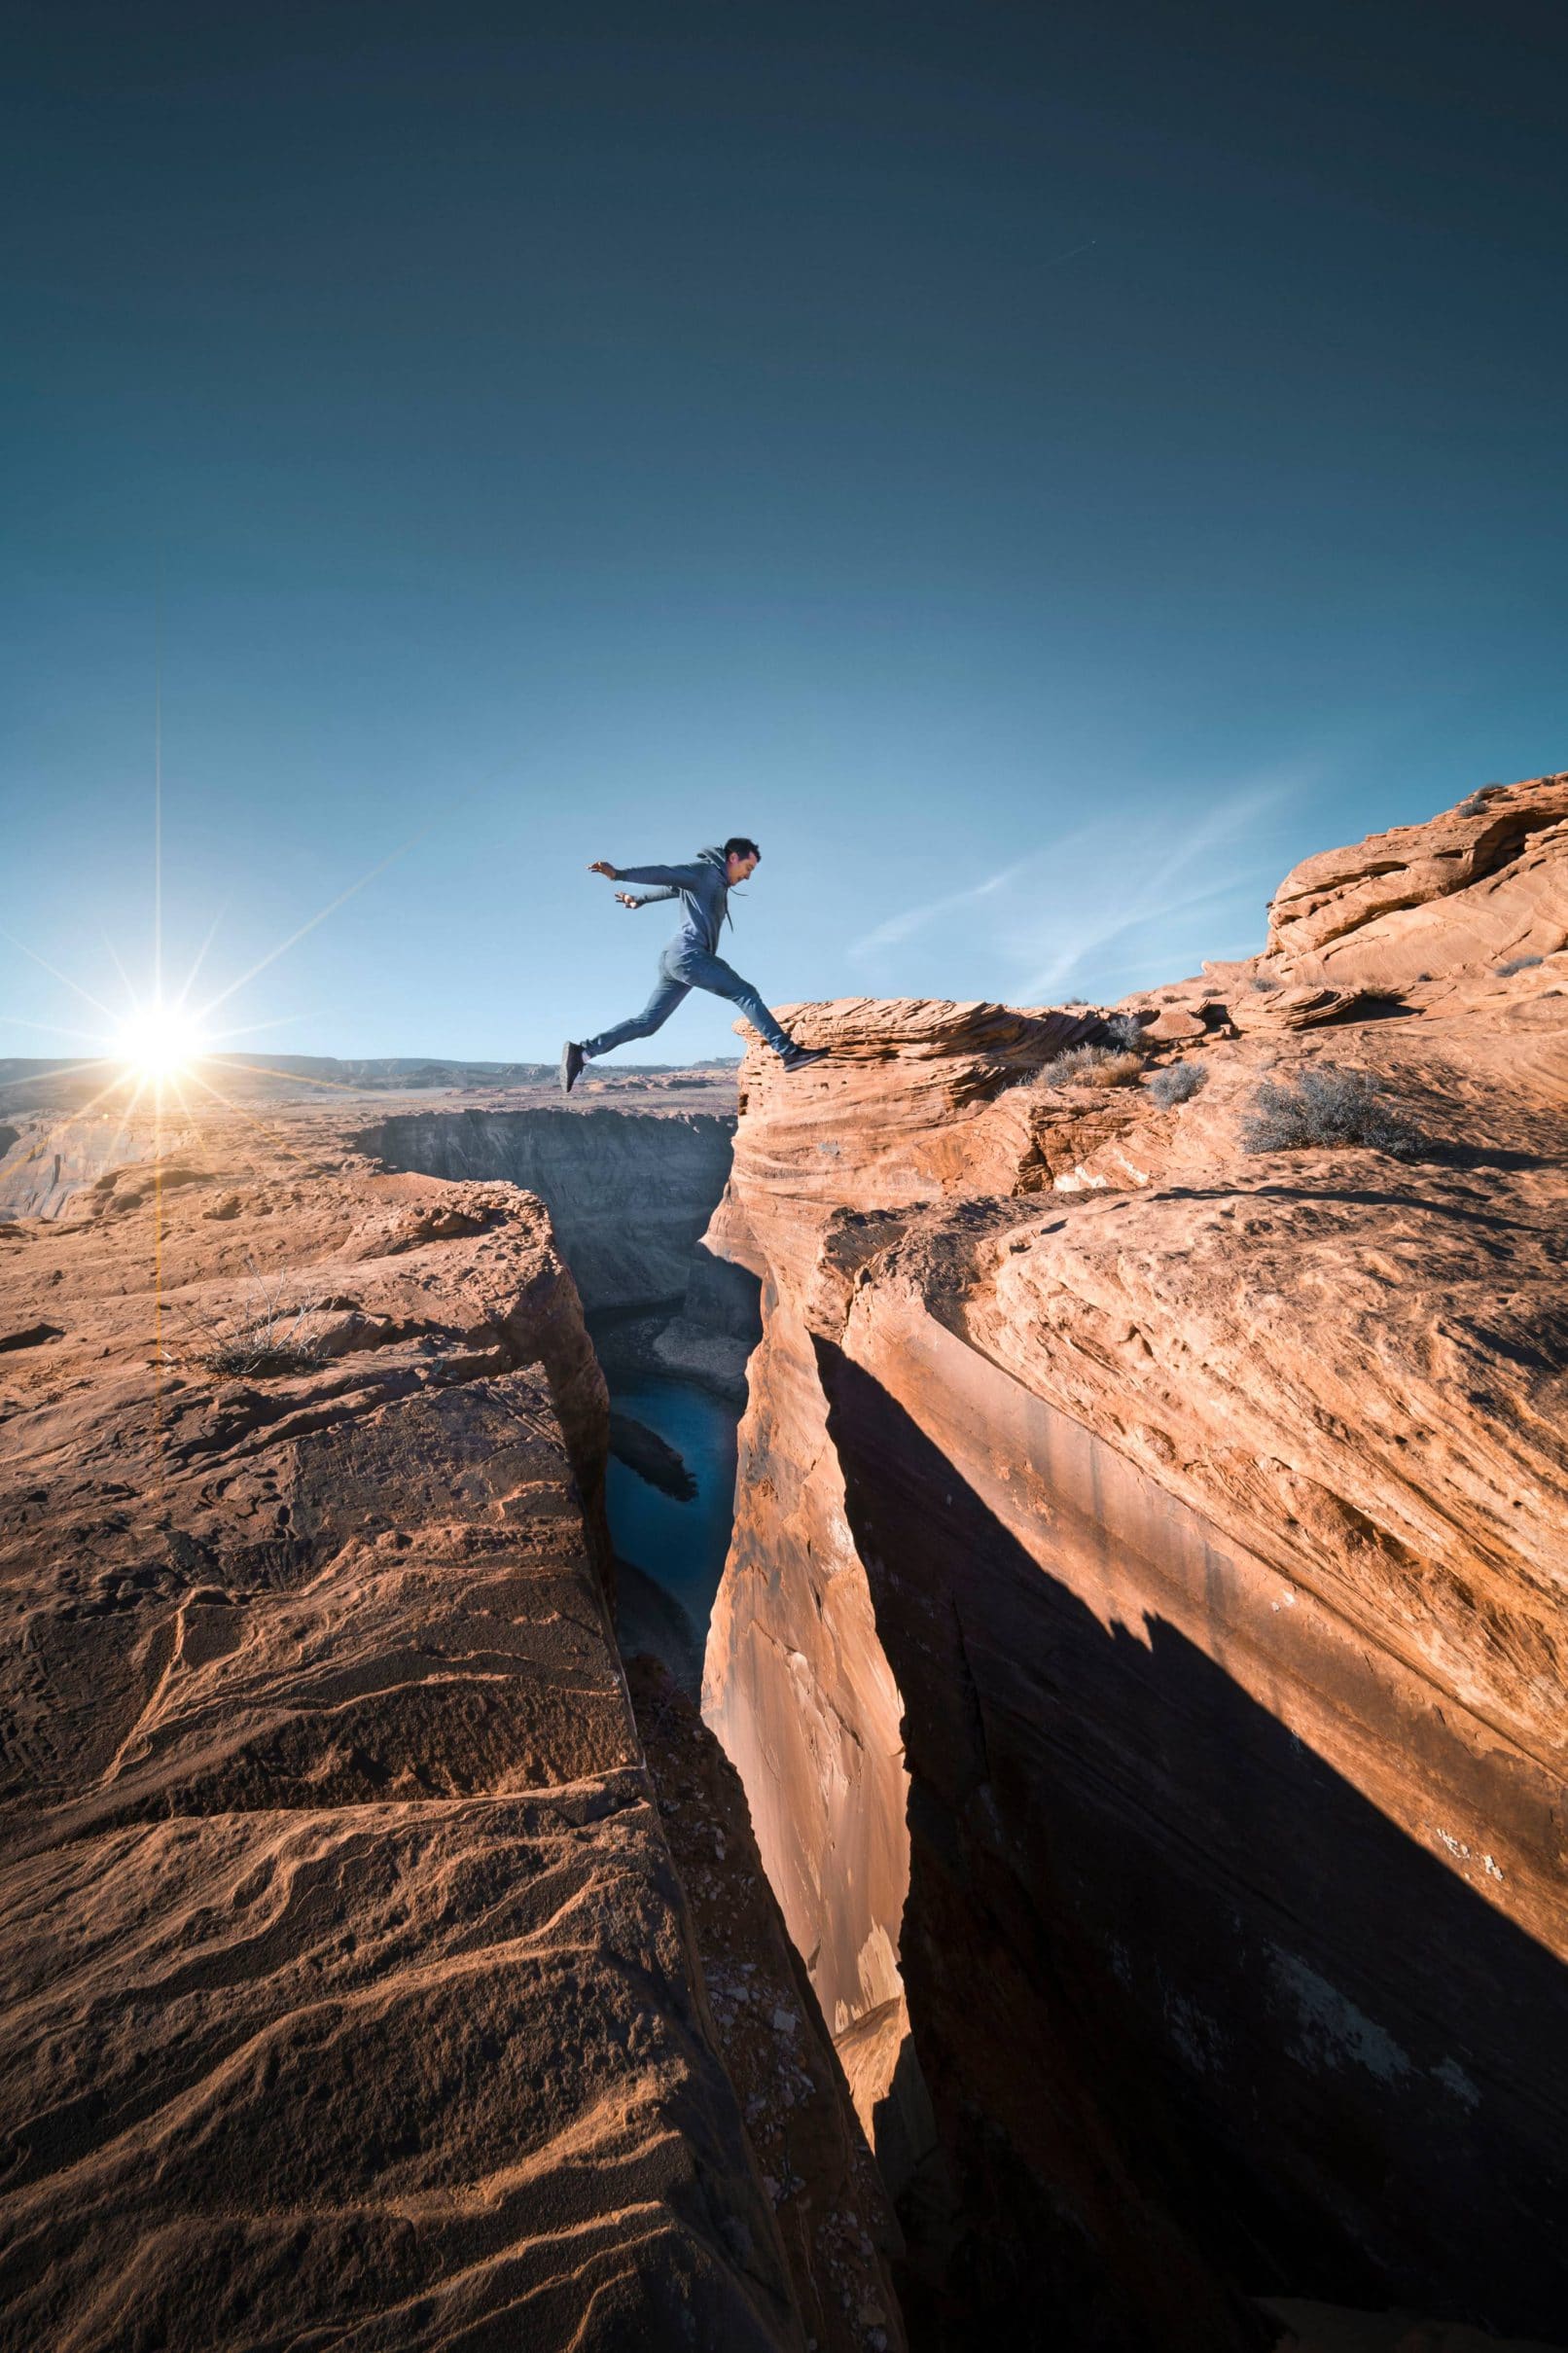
[702,772,1568,2344]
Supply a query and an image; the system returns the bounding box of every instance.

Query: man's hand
[614,891,640,909]
[588,860,619,879]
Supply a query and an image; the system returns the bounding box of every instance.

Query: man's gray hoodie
[614,847,735,961]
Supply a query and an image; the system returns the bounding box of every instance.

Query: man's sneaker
[559,1041,586,1095]
[779,1045,829,1073]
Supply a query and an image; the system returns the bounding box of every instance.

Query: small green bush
[1240,1065,1422,1158]
[1148,1061,1207,1108]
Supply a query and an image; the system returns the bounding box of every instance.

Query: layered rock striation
[702,773,1568,2343]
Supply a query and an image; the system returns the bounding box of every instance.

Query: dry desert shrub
[1099,1012,1150,1052]
[1241,1064,1422,1159]
[1148,1060,1208,1108]
[1033,1045,1144,1092]
[1494,953,1544,977]
[173,1264,332,1379]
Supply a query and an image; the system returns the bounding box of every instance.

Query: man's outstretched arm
[584,861,682,903]
[590,857,709,890]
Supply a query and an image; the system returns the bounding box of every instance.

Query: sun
[115,1001,207,1081]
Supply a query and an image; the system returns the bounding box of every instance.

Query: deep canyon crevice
[348,1095,907,2345]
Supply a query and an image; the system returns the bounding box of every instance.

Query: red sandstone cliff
[702,772,1568,2345]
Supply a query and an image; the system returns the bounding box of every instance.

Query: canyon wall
[0,1098,829,2349]
[358,1104,735,1310]
[0,1111,185,1220]
[702,775,1568,2343]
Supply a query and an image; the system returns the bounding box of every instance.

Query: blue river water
[603,1373,740,1634]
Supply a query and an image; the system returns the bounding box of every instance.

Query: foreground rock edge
[0,1120,823,2350]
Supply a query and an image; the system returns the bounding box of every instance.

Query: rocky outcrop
[701,773,1568,2343]
[357,1104,736,1310]
[1263,772,1568,979]
[0,1100,808,2348]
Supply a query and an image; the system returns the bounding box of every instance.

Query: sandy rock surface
[705,772,1568,2345]
[0,1087,807,2351]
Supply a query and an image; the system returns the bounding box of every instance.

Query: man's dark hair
[724,836,761,862]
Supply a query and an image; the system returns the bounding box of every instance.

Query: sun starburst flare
[113,999,209,1082]
[0,590,474,1527]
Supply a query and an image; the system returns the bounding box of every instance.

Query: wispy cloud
[847,857,1029,959]
[844,771,1302,1006]
[1009,781,1287,1000]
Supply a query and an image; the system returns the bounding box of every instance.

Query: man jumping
[559,837,828,1092]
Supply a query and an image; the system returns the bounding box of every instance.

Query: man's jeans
[582,948,795,1060]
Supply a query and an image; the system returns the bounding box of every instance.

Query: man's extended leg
[578,969,691,1060]
[674,950,801,1059]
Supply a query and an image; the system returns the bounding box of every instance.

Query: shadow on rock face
[811,1340,1568,2351]
[609,1408,699,1499]
[616,1557,704,1700]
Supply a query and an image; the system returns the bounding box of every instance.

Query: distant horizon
[0,1047,746,1082]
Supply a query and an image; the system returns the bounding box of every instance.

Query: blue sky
[4,2,1565,1064]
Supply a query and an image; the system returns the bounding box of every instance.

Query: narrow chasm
[354,1104,909,2349]
[355,1106,760,1690]
[595,1329,744,1692]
